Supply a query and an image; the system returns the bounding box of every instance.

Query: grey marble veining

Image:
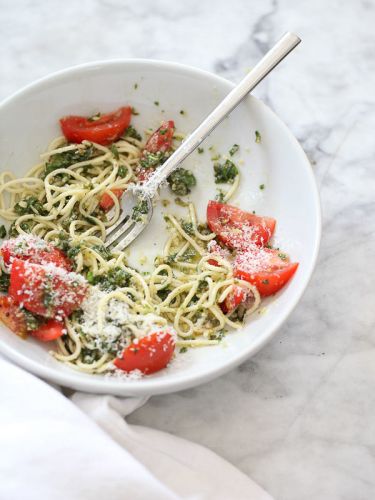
[1,0,375,499]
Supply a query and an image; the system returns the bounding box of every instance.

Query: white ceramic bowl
[0,60,321,395]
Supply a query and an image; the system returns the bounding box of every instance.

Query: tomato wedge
[114,331,175,374]
[0,296,28,338]
[31,319,65,342]
[234,248,298,297]
[60,106,132,145]
[136,120,175,183]
[9,259,88,318]
[1,235,72,271]
[144,120,175,153]
[220,285,250,315]
[207,201,276,250]
[99,188,124,211]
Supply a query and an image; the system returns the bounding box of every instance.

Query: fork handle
[142,32,301,197]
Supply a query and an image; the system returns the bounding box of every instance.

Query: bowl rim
[0,58,322,395]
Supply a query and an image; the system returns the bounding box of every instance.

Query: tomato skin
[1,237,72,271]
[136,167,155,183]
[136,120,175,183]
[114,332,175,374]
[9,259,87,318]
[0,296,28,338]
[220,285,248,315]
[99,188,124,211]
[207,240,231,267]
[207,201,276,250]
[144,120,175,153]
[60,106,132,145]
[234,262,298,297]
[31,319,65,342]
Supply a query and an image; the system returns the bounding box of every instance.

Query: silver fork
[104,32,301,252]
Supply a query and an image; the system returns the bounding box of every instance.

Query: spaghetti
[0,127,260,374]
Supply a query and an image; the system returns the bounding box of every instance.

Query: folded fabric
[0,359,272,500]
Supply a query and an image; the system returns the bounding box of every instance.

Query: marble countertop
[1,1,374,498]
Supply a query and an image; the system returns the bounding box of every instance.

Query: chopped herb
[84,216,98,226]
[134,83,138,89]
[252,210,256,214]
[197,279,208,292]
[211,154,221,161]
[180,110,185,115]
[0,225,6,239]
[109,144,119,159]
[197,223,211,235]
[181,248,197,262]
[154,101,159,106]
[140,151,167,169]
[255,130,261,143]
[161,199,170,207]
[214,159,238,184]
[157,288,170,301]
[91,267,131,291]
[23,309,42,331]
[131,107,139,116]
[259,184,265,190]
[124,125,142,141]
[209,329,226,341]
[8,222,17,238]
[118,166,128,178]
[44,146,94,178]
[159,128,167,135]
[92,245,113,261]
[70,309,84,324]
[181,221,194,235]
[215,190,226,202]
[87,112,101,122]
[86,271,95,284]
[0,273,10,293]
[54,231,71,253]
[42,280,55,311]
[197,147,204,154]
[67,246,81,259]
[20,222,32,233]
[261,279,269,285]
[14,196,47,216]
[229,144,239,156]
[132,200,149,222]
[167,168,196,196]
[174,197,189,207]
[179,346,188,353]
[165,253,177,265]
[278,253,287,261]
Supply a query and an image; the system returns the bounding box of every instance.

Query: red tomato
[60,106,132,145]
[234,249,298,297]
[0,296,28,338]
[9,259,88,318]
[114,331,175,374]
[99,188,124,211]
[220,285,249,315]
[207,201,276,250]
[136,167,155,183]
[144,120,175,153]
[136,120,175,183]
[31,319,65,342]
[1,235,72,271]
[207,240,230,266]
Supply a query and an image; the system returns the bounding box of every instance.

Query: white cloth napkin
[0,359,272,500]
